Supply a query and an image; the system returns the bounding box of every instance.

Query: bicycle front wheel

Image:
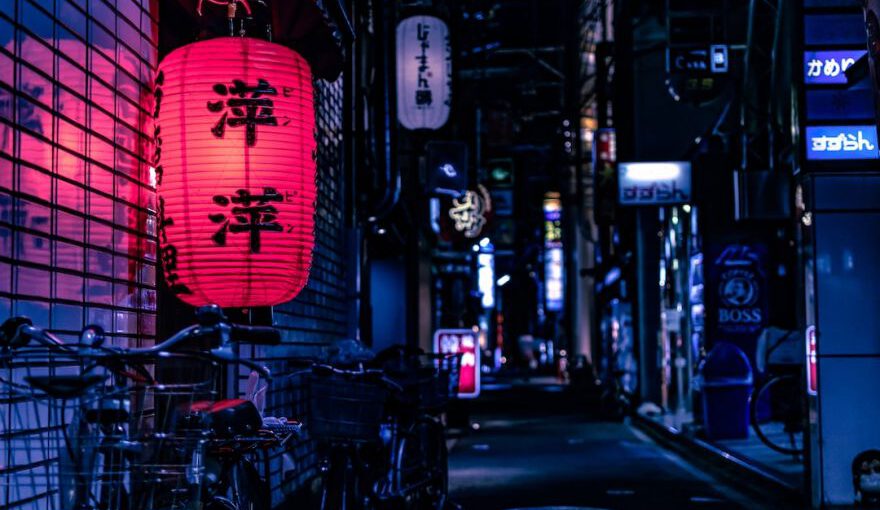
[750,374,805,456]
[206,458,270,510]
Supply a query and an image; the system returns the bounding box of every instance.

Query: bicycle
[1,305,298,510]
[1,319,215,510]
[750,330,805,457]
[306,346,459,510]
[370,346,459,510]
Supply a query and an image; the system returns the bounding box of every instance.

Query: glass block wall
[0,1,158,508]
[0,0,159,347]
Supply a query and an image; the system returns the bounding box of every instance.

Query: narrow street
[448,383,773,510]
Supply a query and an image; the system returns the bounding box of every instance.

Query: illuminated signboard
[667,45,729,74]
[545,247,564,312]
[543,194,562,248]
[434,329,480,398]
[396,16,452,130]
[805,125,879,160]
[806,325,817,396]
[803,50,865,85]
[618,162,692,206]
[477,252,495,309]
[426,141,468,196]
[448,186,491,238]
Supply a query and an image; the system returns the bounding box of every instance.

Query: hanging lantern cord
[197,0,253,17]
[196,0,273,41]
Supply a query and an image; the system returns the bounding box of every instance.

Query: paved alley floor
[448,383,790,510]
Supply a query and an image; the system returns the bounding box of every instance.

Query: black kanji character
[209,187,284,253]
[160,244,192,295]
[207,79,278,146]
[415,89,433,106]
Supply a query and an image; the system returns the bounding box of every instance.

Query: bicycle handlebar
[310,363,405,393]
[231,324,281,345]
[1,308,278,379]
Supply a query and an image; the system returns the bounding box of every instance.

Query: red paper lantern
[155,37,316,308]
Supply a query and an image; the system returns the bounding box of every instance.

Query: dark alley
[2,0,879,508]
[448,383,788,510]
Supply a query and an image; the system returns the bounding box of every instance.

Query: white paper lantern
[396,15,452,130]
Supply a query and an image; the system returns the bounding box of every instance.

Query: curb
[632,411,804,508]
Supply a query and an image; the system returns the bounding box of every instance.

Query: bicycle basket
[308,370,388,443]
[430,353,462,409]
[0,348,217,510]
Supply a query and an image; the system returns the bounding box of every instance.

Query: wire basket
[428,353,462,410]
[308,370,388,444]
[0,347,218,510]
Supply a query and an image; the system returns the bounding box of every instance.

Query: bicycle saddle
[178,398,263,437]
[24,373,107,399]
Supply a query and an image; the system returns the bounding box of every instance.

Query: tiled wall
[0,0,158,508]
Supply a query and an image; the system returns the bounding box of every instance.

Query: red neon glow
[2,39,151,320]
[434,329,481,399]
[155,37,316,308]
[806,325,817,396]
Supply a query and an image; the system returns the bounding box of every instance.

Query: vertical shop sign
[706,244,768,361]
[543,194,564,312]
[396,15,452,130]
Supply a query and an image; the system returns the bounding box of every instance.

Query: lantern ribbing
[155,37,316,308]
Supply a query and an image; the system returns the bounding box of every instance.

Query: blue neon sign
[805,125,879,160]
[804,50,866,85]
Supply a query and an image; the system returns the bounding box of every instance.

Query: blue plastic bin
[699,342,753,440]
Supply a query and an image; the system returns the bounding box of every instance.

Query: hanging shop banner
[396,15,452,130]
[426,141,468,196]
[705,243,768,364]
[155,37,316,308]
[805,125,879,160]
[618,161,691,206]
[434,329,481,398]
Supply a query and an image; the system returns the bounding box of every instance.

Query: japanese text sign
[155,37,316,308]
[396,15,452,130]
[803,50,865,85]
[618,162,692,206]
[805,125,879,160]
